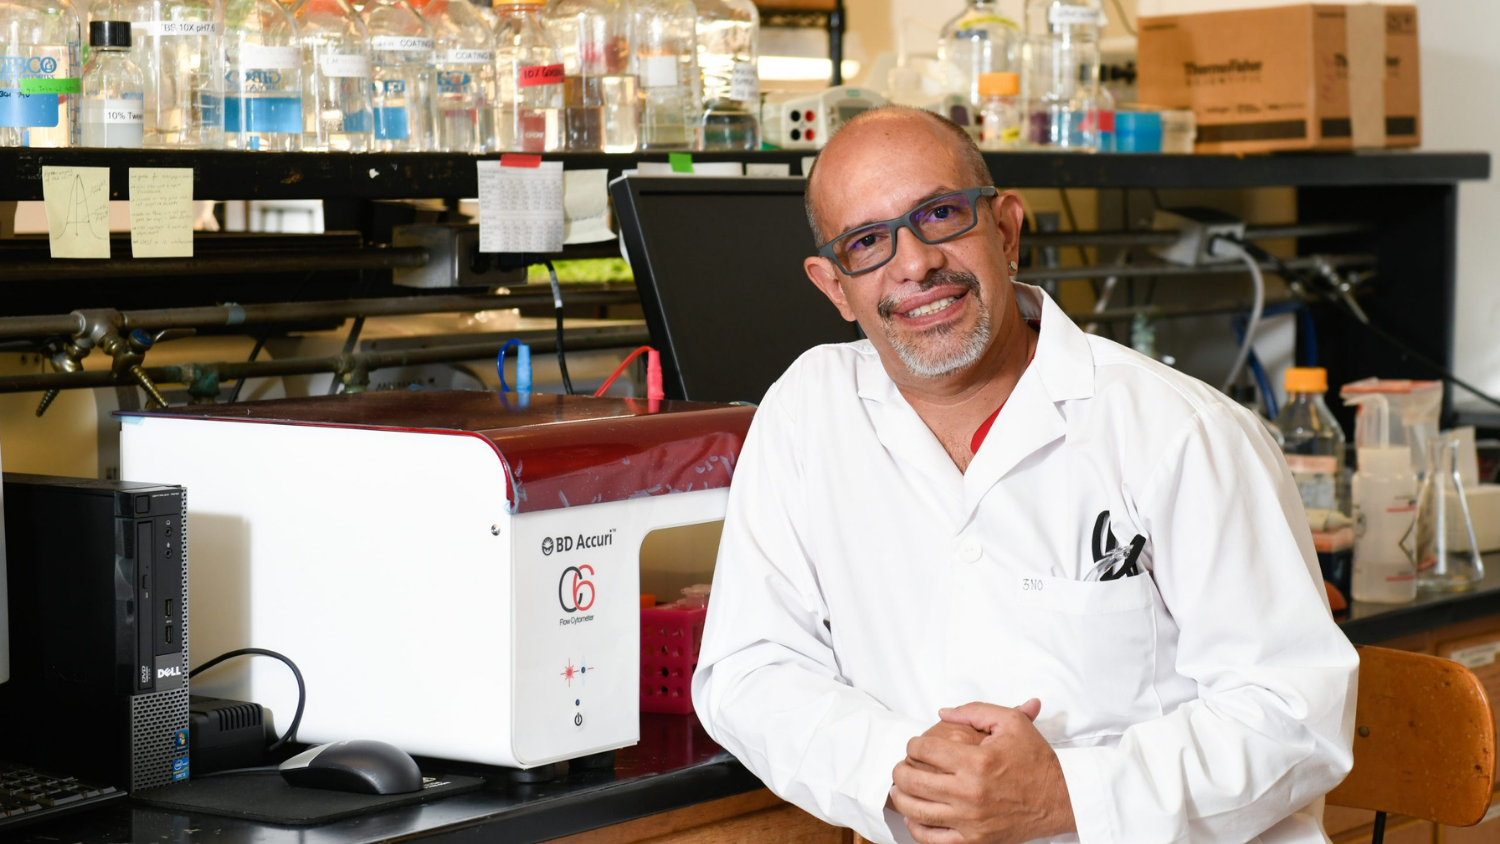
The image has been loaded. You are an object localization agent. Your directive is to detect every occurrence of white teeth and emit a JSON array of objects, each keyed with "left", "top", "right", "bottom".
[{"left": 904, "top": 296, "right": 957, "bottom": 318}]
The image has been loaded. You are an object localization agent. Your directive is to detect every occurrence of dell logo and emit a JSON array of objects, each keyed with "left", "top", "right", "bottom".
[{"left": 157, "top": 666, "right": 183, "bottom": 679}]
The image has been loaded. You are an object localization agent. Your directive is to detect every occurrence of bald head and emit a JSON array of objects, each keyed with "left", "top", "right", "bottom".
[{"left": 804, "top": 106, "right": 993, "bottom": 244}]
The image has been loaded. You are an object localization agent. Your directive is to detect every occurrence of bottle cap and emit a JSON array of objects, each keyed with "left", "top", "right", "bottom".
[
  {"left": 90, "top": 20, "right": 132, "bottom": 48},
  {"left": 496, "top": 0, "right": 545, "bottom": 7},
  {"left": 978, "top": 72, "right": 1019, "bottom": 97},
  {"left": 1284, "top": 366, "right": 1328, "bottom": 394}
]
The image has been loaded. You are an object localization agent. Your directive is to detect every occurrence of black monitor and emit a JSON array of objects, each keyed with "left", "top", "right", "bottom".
[{"left": 612, "top": 176, "right": 862, "bottom": 404}]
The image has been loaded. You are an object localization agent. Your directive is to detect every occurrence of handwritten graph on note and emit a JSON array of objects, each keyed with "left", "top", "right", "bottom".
[{"left": 42, "top": 165, "right": 111, "bottom": 259}]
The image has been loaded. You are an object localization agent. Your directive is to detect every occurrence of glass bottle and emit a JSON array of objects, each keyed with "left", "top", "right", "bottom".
[
  {"left": 292, "top": 0, "right": 372, "bottom": 151},
  {"left": 694, "top": 0, "right": 755, "bottom": 150},
  {"left": 547, "top": 0, "right": 636, "bottom": 152},
  {"left": 223, "top": 0, "right": 303, "bottom": 150},
  {"left": 1274, "top": 367, "right": 1348, "bottom": 514},
  {"left": 492, "top": 0, "right": 561, "bottom": 152},
  {"left": 1021, "top": 0, "right": 1101, "bottom": 150},
  {"left": 362, "top": 0, "right": 436, "bottom": 151},
  {"left": 0, "top": 0, "right": 83, "bottom": 148},
  {"left": 633, "top": 0, "right": 698, "bottom": 150},
  {"left": 100, "top": 0, "right": 223, "bottom": 148},
  {"left": 937, "top": 0, "right": 1018, "bottom": 113},
  {"left": 469, "top": 0, "right": 493, "bottom": 27},
  {"left": 976, "top": 71, "right": 1018, "bottom": 150},
  {"left": 81, "top": 20, "right": 144, "bottom": 146},
  {"left": 410, "top": 0, "right": 494, "bottom": 152}
]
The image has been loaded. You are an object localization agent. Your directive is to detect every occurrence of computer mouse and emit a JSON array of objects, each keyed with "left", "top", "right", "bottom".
[{"left": 278, "top": 739, "right": 424, "bottom": 795}]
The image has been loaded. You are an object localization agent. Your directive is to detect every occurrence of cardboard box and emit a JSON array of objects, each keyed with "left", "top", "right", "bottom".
[{"left": 1137, "top": 4, "right": 1420, "bottom": 153}]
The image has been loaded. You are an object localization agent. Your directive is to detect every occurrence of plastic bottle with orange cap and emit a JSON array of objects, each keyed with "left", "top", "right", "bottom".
[
  {"left": 977, "top": 71, "right": 1019, "bottom": 150},
  {"left": 1273, "top": 367, "right": 1349, "bottom": 514}
]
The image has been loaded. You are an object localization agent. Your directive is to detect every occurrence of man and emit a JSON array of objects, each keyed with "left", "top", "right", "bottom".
[{"left": 690, "top": 106, "right": 1358, "bottom": 844}]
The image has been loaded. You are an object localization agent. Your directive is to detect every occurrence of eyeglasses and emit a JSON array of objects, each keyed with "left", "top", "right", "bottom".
[{"left": 816, "top": 186, "right": 998, "bottom": 277}]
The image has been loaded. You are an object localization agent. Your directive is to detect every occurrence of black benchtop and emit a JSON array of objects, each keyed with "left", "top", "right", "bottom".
[
  {"left": 7, "top": 714, "right": 762, "bottom": 844},
  {"left": 16, "top": 558, "right": 1500, "bottom": 844}
]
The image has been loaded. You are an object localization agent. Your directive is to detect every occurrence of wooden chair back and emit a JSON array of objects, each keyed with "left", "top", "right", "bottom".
[{"left": 1326, "top": 645, "right": 1496, "bottom": 827}]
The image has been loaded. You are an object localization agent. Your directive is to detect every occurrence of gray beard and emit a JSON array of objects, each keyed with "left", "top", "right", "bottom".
[{"left": 878, "top": 271, "right": 992, "bottom": 379}]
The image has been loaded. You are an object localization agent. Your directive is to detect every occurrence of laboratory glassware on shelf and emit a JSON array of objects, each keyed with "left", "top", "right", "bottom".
[
  {"left": 547, "top": 0, "right": 636, "bottom": 152},
  {"left": 410, "top": 0, "right": 495, "bottom": 153},
  {"left": 102, "top": 0, "right": 224, "bottom": 147},
  {"left": 633, "top": 0, "right": 700, "bottom": 150},
  {"left": 223, "top": 0, "right": 303, "bottom": 150},
  {"left": 1413, "top": 435, "right": 1486, "bottom": 594},
  {"left": 362, "top": 0, "right": 437, "bottom": 151},
  {"left": 81, "top": 20, "right": 145, "bottom": 147},
  {"left": 1344, "top": 392, "right": 1418, "bottom": 604},
  {"left": 694, "top": 0, "right": 756, "bottom": 150},
  {"left": 493, "top": 0, "right": 562, "bottom": 152},
  {"left": 976, "top": 71, "right": 1018, "bottom": 150},
  {"left": 0, "top": 0, "right": 83, "bottom": 148},
  {"left": 1020, "top": 0, "right": 1101, "bottom": 150},
  {"left": 937, "top": 0, "right": 1018, "bottom": 113},
  {"left": 293, "top": 0, "right": 374, "bottom": 151},
  {"left": 1274, "top": 367, "right": 1347, "bottom": 514}
]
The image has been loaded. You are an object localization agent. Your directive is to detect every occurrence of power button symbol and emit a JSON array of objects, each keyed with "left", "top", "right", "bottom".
[{"left": 573, "top": 712, "right": 584, "bottom": 729}]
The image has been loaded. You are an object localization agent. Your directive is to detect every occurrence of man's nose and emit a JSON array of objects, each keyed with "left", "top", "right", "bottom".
[{"left": 885, "top": 225, "right": 946, "bottom": 283}]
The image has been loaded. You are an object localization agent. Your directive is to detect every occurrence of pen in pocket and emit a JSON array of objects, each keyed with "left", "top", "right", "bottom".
[{"left": 1085, "top": 535, "right": 1146, "bottom": 582}]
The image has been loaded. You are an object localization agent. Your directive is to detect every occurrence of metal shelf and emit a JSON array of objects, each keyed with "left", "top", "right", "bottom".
[{"left": 0, "top": 148, "right": 1487, "bottom": 201}]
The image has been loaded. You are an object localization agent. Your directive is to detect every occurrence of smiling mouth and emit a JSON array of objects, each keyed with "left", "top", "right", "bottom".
[{"left": 900, "top": 291, "right": 967, "bottom": 319}]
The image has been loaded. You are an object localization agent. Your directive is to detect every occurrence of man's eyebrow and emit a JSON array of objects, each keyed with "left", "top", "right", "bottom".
[{"left": 833, "top": 186, "right": 962, "bottom": 237}]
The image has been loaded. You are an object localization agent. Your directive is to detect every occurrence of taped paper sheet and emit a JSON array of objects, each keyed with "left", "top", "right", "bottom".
[
  {"left": 128, "top": 167, "right": 194, "bottom": 258},
  {"left": 42, "top": 165, "right": 111, "bottom": 259},
  {"left": 477, "top": 159, "right": 564, "bottom": 253}
]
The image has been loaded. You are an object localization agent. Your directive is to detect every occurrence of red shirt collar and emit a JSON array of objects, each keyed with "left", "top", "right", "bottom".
[{"left": 969, "top": 319, "right": 1040, "bottom": 455}]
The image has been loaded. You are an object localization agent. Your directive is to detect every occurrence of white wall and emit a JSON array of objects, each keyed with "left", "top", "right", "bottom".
[{"left": 1419, "top": 0, "right": 1500, "bottom": 414}]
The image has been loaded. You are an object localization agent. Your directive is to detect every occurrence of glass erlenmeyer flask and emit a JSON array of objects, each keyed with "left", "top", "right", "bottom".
[{"left": 1412, "top": 436, "right": 1485, "bottom": 592}]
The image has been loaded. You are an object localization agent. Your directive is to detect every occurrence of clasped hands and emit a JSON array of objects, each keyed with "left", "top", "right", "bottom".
[{"left": 888, "top": 699, "right": 1077, "bottom": 844}]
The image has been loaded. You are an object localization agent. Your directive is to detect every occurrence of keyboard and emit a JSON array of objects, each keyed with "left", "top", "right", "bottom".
[{"left": 0, "top": 762, "right": 126, "bottom": 830}]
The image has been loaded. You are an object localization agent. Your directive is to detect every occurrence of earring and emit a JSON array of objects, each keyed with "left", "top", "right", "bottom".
[{"left": 1008, "top": 261, "right": 1018, "bottom": 274}]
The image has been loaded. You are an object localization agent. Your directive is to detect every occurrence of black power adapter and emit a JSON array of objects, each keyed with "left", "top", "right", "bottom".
[{"left": 189, "top": 696, "right": 277, "bottom": 775}]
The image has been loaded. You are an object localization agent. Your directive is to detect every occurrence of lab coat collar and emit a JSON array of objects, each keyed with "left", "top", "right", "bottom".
[{"left": 853, "top": 284, "right": 1096, "bottom": 522}]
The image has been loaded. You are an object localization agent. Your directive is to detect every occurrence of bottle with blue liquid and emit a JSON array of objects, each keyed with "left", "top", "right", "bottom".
[
  {"left": 1021, "top": 0, "right": 1102, "bottom": 150},
  {"left": 0, "top": 0, "right": 83, "bottom": 148},
  {"left": 224, "top": 0, "right": 303, "bottom": 150},
  {"left": 362, "top": 0, "right": 435, "bottom": 151},
  {"left": 292, "top": 0, "right": 373, "bottom": 151}
]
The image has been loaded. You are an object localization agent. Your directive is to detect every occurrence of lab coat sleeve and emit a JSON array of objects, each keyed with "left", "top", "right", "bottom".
[
  {"left": 1053, "top": 402, "right": 1358, "bottom": 844},
  {"left": 691, "top": 394, "right": 930, "bottom": 844}
]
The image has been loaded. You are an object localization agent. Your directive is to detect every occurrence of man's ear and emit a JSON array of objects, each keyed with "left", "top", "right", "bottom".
[
  {"left": 805, "top": 256, "right": 858, "bottom": 322},
  {"left": 992, "top": 191, "right": 1026, "bottom": 270}
]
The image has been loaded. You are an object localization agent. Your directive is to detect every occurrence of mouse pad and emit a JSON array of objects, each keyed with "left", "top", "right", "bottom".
[{"left": 132, "top": 771, "right": 486, "bottom": 825}]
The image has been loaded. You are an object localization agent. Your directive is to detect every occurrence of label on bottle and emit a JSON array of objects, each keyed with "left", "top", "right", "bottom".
[
  {"left": 1047, "top": 5, "right": 1104, "bottom": 26},
  {"left": 371, "top": 36, "right": 434, "bottom": 52},
  {"left": 1285, "top": 454, "right": 1338, "bottom": 511},
  {"left": 518, "top": 63, "right": 564, "bottom": 87},
  {"left": 90, "top": 97, "right": 144, "bottom": 123},
  {"left": 441, "top": 49, "right": 493, "bottom": 64},
  {"left": 728, "top": 60, "right": 757, "bottom": 102},
  {"left": 135, "top": 20, "right": 221, "bottom": 36},
  {"left": 374, "top": 106, "right": 410, "bottom": 140},
  {"left": 224, "top": 95, "right": 302, "bottom": 134},
  {"left": 320, "top": 53, "right": 371, "bottom": 79},
  {"left": 437, "top": 69, "right": 471, "bottom": 94},
  {"left": 639, "top": 55, "right": 677, "bottom": 89},
  {"left": 242, "top": 45, "right": 301, "bottom": 70},
  {"left": 19, "top": 77, "right": 80, "bottom": 94}
]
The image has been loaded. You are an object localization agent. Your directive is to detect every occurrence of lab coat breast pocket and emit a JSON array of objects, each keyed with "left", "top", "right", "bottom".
[{"left": 948, "top": 571, "right": 1162, "bottom": 745}]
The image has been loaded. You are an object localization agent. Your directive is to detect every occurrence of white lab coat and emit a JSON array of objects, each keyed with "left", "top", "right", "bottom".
[{"left": 692, "top": 284, "right": 1358, "bottom": 844}]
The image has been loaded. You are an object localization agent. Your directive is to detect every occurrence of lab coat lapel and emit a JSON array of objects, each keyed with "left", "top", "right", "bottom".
[
  {"left": 961, "top": 285, "right": 1096, "bottom": 520},
  {"left": 854, "top": 348, "right": 966, "bottom": 499}
]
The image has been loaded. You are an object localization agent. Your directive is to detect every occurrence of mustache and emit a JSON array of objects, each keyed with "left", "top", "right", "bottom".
[{"left": 877, "top": 270, "right": 982, "bottom": 320}]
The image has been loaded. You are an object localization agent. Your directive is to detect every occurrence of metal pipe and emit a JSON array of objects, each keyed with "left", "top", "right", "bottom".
[
  {"left": 1070, "top": 296, "right": 1298, "bottom": 325},
  {"left": 0, "top": 327, "right": 652, "bottom": 394},
  {"left": 1014, "top": 253, "right": 1373, "bottom": 283},
  {"left": 0, "top": 287, "right": 640, "bottom": 340},
  {"left": 0, "top": 247, "right": 430, "bottom": 282}
]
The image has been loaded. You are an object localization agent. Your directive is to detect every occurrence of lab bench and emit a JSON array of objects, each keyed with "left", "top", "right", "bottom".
[{"left": 9, "top": 561, "right": 1500, "bottom": 844}]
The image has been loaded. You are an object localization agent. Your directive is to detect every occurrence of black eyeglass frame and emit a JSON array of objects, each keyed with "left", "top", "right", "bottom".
[{"left": 815, "top": 186, "right": 999, "bottom": 277}]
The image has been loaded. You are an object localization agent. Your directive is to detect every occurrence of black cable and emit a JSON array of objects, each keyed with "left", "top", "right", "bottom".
[
  {"left": 544, "top": 260, "right": 574, "bottom": 395},
  {"left": 226, "top": 334, "right": 268, "bottom": 404},
  {"left": 190, "top": 648, "right": 306, "bottom": 752},
  {"left": 1228, "top": 236, "right": 1500, "bottom": 414}
]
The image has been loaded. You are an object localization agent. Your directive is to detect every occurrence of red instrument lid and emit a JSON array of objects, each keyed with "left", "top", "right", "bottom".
[{"left": 118, "top": 392, "right": 755, "bottom": 514}]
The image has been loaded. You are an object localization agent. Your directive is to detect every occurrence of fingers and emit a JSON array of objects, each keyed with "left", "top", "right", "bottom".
[
  {"left": 905, "top": 818, "right": 965, "bottom": 844},
  {"left": 892, "top": 758, "right": 958, "bottom": 803},
  {"left": 889, "top": 783, "right": 956, "bottom": 830},
  {"left": 905, "top": 735, "right": 977, "bottom": 775},
  {"left": 938, "top": 699, "right": 1043, "bottom": 732}
]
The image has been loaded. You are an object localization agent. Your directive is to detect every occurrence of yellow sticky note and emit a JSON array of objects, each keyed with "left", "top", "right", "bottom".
[
  {"left": 42, "top": 165, "right": 111, "bottom": 259},
  {"left": 128, "top": 168, "right": 194, "bottom": 258}
]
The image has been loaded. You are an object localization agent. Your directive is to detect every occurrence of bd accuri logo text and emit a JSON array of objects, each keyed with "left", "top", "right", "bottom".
[
  {"left": 541, "top": 528, "right": 615, "bottom": 556},
  {"left": 1184, "top": 58, "right": 1263, "bottom": 85}
]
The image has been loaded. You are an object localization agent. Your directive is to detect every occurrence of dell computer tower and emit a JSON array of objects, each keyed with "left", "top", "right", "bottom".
[{"left": 0, "top": 474, "right": 190, "bottom": 790}]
